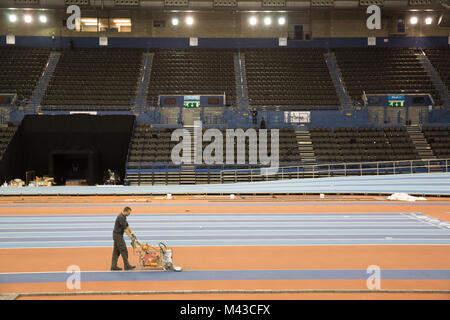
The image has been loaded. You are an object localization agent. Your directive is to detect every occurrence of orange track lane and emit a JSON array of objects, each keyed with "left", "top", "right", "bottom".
[
  {"left": 0, "top": 204, "right": 449, "bottom": 222},
  {"left": 0, "top": 246, "right": 449, "bottom": 274}
]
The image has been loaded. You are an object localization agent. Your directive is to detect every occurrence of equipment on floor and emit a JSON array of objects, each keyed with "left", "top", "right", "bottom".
[{"left": 131, "top": 236, "right": 182, "bottom": 272}]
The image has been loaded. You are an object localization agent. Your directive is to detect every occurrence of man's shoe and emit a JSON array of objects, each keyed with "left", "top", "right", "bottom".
[
  {"left": 125, "top": 265, "right": 136, "bottom": 271},
  {"left": 111, "top": 266, "right": 122, "bottom": 271}
]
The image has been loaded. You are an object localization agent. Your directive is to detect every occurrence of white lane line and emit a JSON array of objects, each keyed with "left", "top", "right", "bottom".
[
  {"left": 0, "top": 219, "right": 432, "bottom": 231},
  {"left": 404, "top": 212, "right": 448, "bottom": 230},
  {"left": 1, "top": 229, "right": 447, "bottom": 236},
  {"left": 0, "top": 213, "right": 416, "bottom": 219},
  {"left": 1, "top": 238, "right": 450, "bottom": 244},
  {"left": 1, "top": 231, "right": 449, "bottom": 239}
]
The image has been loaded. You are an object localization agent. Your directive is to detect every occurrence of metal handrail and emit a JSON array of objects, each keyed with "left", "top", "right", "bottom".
[
  {"left": 219, "top": 158, "right": 450, "bottom": 183},
  {"left": 128, "top": 158, "right": 449, "bottom": 186}
]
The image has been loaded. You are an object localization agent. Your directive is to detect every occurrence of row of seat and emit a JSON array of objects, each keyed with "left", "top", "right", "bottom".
[
  {"left": 423, "top": 47, "right": 450, "bottom": 92},
  {"left": 0, "top": 47, "right": 50, "bottom": 101},
  {"left": 334, "top": 48, "right": 441, "bottom": 105},
  {"left": 244, "top": 49, "right": 339, "bottom": 108},
  {"left": 42, "top": 48, "right": 142, "bottom": 108}
]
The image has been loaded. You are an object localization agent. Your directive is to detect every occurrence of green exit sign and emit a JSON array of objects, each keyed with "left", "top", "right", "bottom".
[
  {"left": 388, "top": 100, "right": 405, "bottom": 107},
  {"left": 184, "top": 101, "right": 200, "bottom": 108}
]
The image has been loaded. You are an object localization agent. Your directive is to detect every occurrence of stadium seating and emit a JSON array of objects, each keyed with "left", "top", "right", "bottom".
[
  {"left": 126, "top": 124, "right": 300, "bottom": 184},
  {"left": 243, "top": 48, "right": 340, "bottom": 109},
  {"left": 0, "top": 47, "right": 50, "bottom": 102},
  {"left": 422, "top": 126, "right": 450, "bottom": 159},
  {"left": 310, "top": 126, "right": 419, "bottom": 163},
  {"left": 128, "top": 124, "right": 299, "bottom": 166},
  {"left": 423, "top": 47, "right": 450, "bottom": 93},
  {"left": 147, "top": 49, "right": 237, "bottom": 107},
  {"left": 128, "top": 124, "right": 175, "bottom": 165},
  {"left": 42, "top": 48, "right": 143, "bottom": 110},
  {"left": 334, "top": 48, "right": 440, "bottom": 104},
  {"left": 0, "top": 123, "right": 19, "bottom": 160}
]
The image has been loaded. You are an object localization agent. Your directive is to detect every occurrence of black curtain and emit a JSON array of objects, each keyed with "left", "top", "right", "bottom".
[{"left": 1, "top": 114, "right": 135, "bottom": 185}]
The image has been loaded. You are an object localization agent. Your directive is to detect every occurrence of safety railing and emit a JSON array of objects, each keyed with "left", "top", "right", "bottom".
[{"left": 219, "top": 158, "right": 450, "bottom": 184}]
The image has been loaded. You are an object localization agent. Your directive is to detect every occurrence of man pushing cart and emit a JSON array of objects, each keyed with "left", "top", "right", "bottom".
[{"left": 111, "top": 207, "right": 182, "bottom": 272}]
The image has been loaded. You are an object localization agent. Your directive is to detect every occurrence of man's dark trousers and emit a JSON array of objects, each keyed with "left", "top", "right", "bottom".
[{"left": 111, "top": 232, "right": 132, "bottom": 268}]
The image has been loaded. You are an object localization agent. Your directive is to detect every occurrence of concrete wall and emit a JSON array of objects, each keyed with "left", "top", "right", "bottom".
[{"left": 1, "top": 8, "right": 448, "bottom": 39}]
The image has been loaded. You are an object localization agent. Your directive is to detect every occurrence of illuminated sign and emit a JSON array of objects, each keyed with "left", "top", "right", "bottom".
[
  {"left": 184, "top": 96, "right": 200, "bottom": 108},
  {"left": 388, "top": 95, "right": 405, "bottom": 107}
]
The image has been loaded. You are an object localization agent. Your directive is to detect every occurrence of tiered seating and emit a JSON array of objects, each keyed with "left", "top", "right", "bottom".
[
  {"left": 243, "top": 48, "right": 340, "bottom": 109},
  {"left": 311, "top": 126, "right": 419, "bottom": 163},
  {"left": 334, "top": 48, "right": 440, "bottom": 104},
  {"left": 42, "top": 48, "right": 143, "bottom": 110},
  {"left": 383, "top": 127, "right": 419, "bottom": 160},
  {"left": 422, "top": 126, "right": 450, "bottom": 159},
  {"left": 423, "top": 47, "right": 450, "bottom": 94},
  {"left": 201, "top": 127, "right": 300, "bottom": 166},
  {"left": 127, "top": 124, "right": 174, "bottom": 165},
  {"left": 0, "top": 47, "right": 50, "bottom": 101},
  {"left": 129, "top": 125, "right": 300, "bottom": 167},
  {"left": 0, "top": 123, "right": 19, "bottom": 160},
  {"left": 147, "top": 49, "right": 237, "bottom": 106},
  {"left": 126, "top": 124, "right": 300, "bottom": 185}
]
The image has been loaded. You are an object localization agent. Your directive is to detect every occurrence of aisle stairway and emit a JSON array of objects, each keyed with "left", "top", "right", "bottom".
[
  {"left": 180, "top": 126, "right": 196, "bottom": 184},
  {"left": 406, "top": 125, "right": 436, "bottom": 160},
  {"left": 295, "top": 128, "right": 317, "bottom": 178}
]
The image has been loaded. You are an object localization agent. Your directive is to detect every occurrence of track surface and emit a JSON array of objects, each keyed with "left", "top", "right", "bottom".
[{"left": 0, "top": 195, "right": 449, "bottom": 300}]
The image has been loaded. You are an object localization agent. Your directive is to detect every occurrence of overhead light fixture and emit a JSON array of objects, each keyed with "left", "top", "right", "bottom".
[
  {"left": 172, "top": 18, "right": 179, "bottom": 26},
  {"left": 81, "top": 18, "right": 98, "bottom": 23},
  {"left": 278, "top": 17, "right": 286, "bottom": 25},
  {"left": 9, "top": 14, "right": 17, "bottom": 23},
  {"left": 410, "top": 16, "right": 418, "bottom": 25},
  {"left": 186, "top": 16, "right": 194, "bottom": 25},
  {"left": 264, "top": 17, "right": 272, "bottom": 26},
  {"left": 83, "top": 22, "right": 98, "bottom": 26},
  {"left": 249, "top": 16, "right": 257, "bottom": 26},
  {"left": 425, "top": 17, "right": 432, "bottom": 25},
  {"left": 39, "top": 15, "right": 47, "bottom": 23},
  {"left": 24, "top": 15, "right": 32, "bottom": 24}
]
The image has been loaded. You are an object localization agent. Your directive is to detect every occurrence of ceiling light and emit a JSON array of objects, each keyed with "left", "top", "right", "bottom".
[
  {"left": 39, "top": 15, "right": 47, "bottom": 23},
  {"left": 172, "top": 18, "right": 179, "bottom": 26},
  {"left": 186, "top": 16, "right": 194, "bottom": 25},
  {"left": 425, "top": 17, "right": 432, "bottom": 25},
  {"left": 24, "top": 15, "right": 32, "bottom": 24},
  {"left": 264, "top": 17, "right": 272, "bottom": 26},
  {"left": 249, "top": 16, "right": 257, "bottom": 26},
  {"left": 410, "top": 16, "right": 418, "bottom": 25},
  {"left": 81, "top": 18, "right": 98, "bottom": 23},
  {"left": 278, "top": 17, "right": 286, "bottom": 25},
  {"left": 9, "top": 14, "right": 17, "bottom": 23}
]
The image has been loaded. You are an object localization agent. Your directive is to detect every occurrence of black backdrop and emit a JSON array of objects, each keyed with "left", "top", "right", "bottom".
[{"left": 2, "top": 114, "right": 135, "bottom": 185}]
